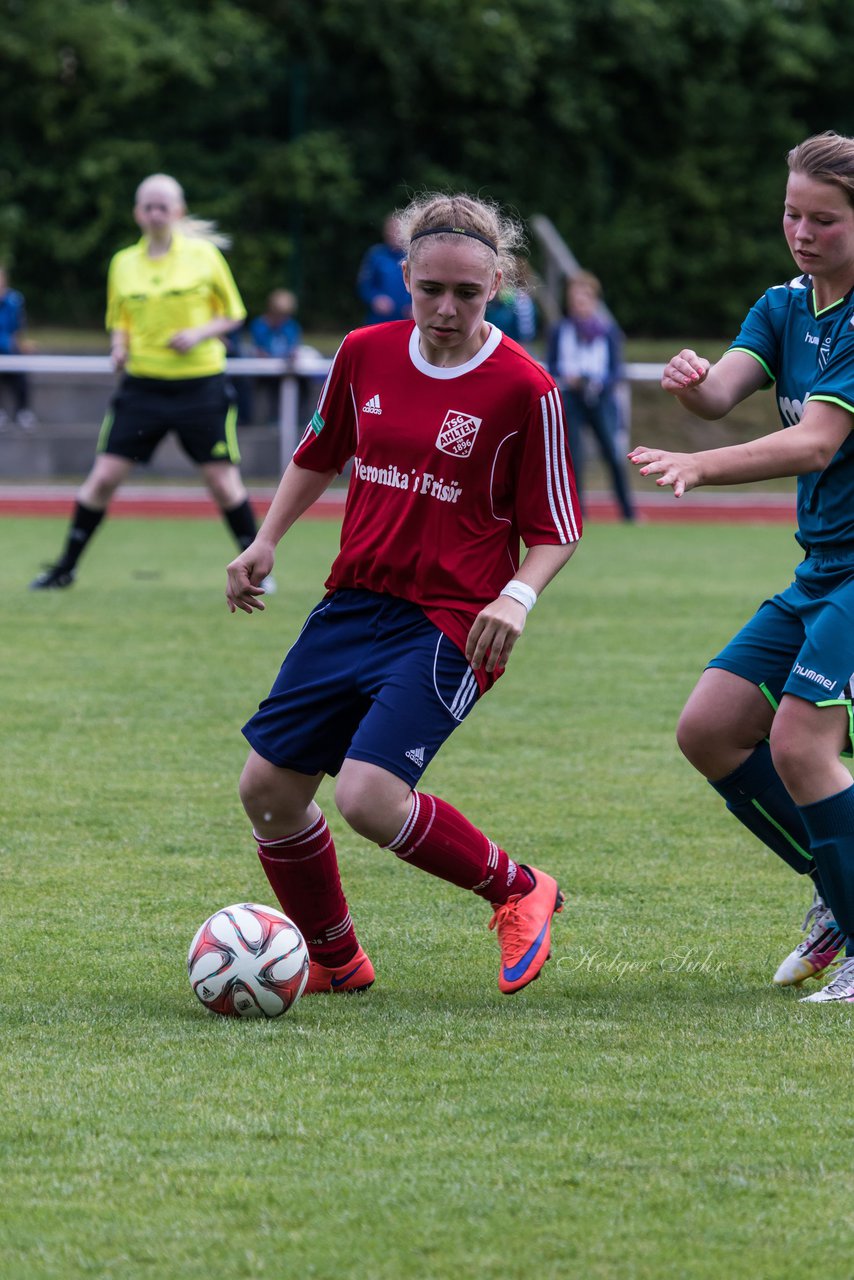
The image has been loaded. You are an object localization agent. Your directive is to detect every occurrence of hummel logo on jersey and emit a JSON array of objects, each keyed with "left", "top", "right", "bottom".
[
  {"left": 405, "top": 746, "right": 426, "bottom": 767},
  {"left": 436, "top": 409, "right": 482, "bottom": 458},
  {"left": 362, "top": 394, "right": 382, "bottom": 414}
]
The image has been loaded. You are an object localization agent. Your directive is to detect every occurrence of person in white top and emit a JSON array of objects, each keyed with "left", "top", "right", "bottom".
[{"left": 548, "top": 272, "right": 636, "bottom": 522}]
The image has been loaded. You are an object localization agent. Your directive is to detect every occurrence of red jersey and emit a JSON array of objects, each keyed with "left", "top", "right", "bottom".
[{"left": 294, "top": 321, "right": 582, "bottom": 689}]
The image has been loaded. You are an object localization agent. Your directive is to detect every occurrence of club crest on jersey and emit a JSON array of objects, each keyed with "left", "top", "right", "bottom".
[{"left": 436, "top": 410, "right": 482, "bottom": 458}]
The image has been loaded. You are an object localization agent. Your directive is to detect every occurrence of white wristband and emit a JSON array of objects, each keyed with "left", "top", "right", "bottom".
[{"left": 500, "top": 579, "right": 538, "bottom": 612}]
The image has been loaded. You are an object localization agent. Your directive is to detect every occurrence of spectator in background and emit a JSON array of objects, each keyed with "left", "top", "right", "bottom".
[
  {"left": 0, "top": 265, "right": 36, "bottom": 430},
  {"left": 29, "top": 172, "right": 270, "bottom": 591},
  {"left": 356, "top": 215, "right": 412, "bottom": 324},
  {"left": 249, "top": 289, "right": 302, "bottom": 359},
  {"left": 486, "top": 263, "right": 538, "bottom": 348},
  {"left": 246, "top": 288, "right": 303, "bottom": 425},
  {"left": 548, "top": 271, "right": 636, "bottom": 522}
]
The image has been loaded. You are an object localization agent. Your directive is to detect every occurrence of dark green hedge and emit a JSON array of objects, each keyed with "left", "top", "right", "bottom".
[{"left": 3, "top": 0, "right": 854, "bottom": 335}]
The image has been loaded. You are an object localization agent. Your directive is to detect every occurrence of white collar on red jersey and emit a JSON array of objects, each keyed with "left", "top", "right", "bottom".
[{"left": 408, "top": 323, "right": 503, "bottom": 379}]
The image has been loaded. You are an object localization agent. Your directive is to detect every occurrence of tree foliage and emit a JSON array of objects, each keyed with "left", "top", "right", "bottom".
[{"left": 2, "top": 0, "right": 854, "bottom": 334}]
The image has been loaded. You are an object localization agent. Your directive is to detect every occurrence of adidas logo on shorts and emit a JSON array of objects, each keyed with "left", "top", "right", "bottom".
[
  {"left": 362, "top": 394, "right": 382, "bottom": 415},
  {"left": 405, "top": 746, "right": 425, "bottom": 767}
]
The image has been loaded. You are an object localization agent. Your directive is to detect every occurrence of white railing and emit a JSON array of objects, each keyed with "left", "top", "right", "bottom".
[
  {"left": 0, "top": 349, "right": 333, "bottom": 472},
  {"left": 0, "top": 352, "right": 665, "bottom": 472}
]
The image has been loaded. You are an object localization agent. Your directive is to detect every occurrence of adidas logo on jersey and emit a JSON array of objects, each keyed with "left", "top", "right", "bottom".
[
  {"left": 405, "top": 746, "right": 426, "bottom": 767},
  {"left": 362, "top": 394, "right": 382, "bottom": 415}
]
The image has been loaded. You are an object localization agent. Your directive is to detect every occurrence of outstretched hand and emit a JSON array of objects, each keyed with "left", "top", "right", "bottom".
[
  {"left": 628, "top": 445, "right": 701, "bottom": 499},
  {"left": 465, "top": 596, "right": 528, "bottom": 674},
  {"left": 226, "top": 542, "right": 274, "bottom": 614}
]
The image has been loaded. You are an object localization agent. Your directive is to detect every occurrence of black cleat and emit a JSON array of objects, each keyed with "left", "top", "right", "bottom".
[{"left": 29, "top": 564, "right": 76, "bottom": 590}]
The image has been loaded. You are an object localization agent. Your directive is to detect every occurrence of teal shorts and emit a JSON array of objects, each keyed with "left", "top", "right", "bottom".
[{"left": 709, "top": 547, "right": 854, "bottom": 736}]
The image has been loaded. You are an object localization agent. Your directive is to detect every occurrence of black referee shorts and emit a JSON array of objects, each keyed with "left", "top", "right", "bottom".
[{"left": 97, "top": 373, "right": 240, "bottom": 465}]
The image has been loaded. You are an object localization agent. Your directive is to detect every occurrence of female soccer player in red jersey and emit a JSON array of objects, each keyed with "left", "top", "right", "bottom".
[{"left": 226, "top": 193, "right": 582, "bottom": 996}]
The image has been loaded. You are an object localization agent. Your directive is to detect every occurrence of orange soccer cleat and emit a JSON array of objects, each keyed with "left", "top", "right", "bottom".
[
  {"left": 489, "top": 865, "right": 564, "bottom": 994},
  {"left": 305, "top": 943, "right": 375, "bottom": 994}
]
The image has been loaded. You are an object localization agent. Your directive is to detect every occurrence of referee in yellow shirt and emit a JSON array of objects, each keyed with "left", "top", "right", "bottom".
[{"left": 31, "top": 173, "right": 270, "bottom": 591}]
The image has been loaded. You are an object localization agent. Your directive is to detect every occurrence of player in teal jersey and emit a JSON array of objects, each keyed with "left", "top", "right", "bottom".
[{"left": 630, "top": 131, "right": 854, "bottom": 1003}]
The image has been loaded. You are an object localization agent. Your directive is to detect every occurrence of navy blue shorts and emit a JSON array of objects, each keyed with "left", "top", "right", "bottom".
[
  {"left": 709, "top": 549, "right": 854, "bottom": 730},
  {"left": 98, "top": 373, "right": 240, "bottom": 465},
  {"left": 242, "top": 590, "right": 480, "bottom": 786}
]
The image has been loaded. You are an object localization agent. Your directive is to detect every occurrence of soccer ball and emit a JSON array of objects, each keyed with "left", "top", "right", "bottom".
[{"left": 188, "top": 902, "right": 310, "bottom": 1018}]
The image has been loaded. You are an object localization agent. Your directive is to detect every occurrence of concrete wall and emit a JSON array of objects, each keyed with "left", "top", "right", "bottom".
[{"left": 0, "top": 372, "right": 309, "bottom": 479}]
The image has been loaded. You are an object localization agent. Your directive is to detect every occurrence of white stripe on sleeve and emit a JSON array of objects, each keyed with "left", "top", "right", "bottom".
[{"left": 541, "top": 388, "right": 580, "bottom": 542}]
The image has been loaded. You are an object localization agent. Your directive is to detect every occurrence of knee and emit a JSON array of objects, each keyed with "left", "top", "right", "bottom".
[
  {"left": 206, "top": 467, "right": 245, "bottom": 509},
  {"left": 675, "top": 703, "right": 714, "bottom": 772},
  {"left": 82, "top": 470, "right": 120, "bottom": 507},
  {"left": 334, "top": 776, "right": 381, "bottom": 841},
  {"left": 238, "top": 759, "right": 270, "bottom": 820},
  {"left": 238, "top": 756, "right": 292, "bottom": 831},
  {"left": 332, "top": 762, "right": 407, "bottom": 844},
  {"left": 768, "top": 723, "right": 805, "bottom": 794}
]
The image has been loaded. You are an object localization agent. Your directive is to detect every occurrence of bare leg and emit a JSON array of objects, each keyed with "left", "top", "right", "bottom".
[
  {"left": 334, "top": 759, "right": 413, "bottom": 845},
  {"left": 677, "top": 667, "right": 774, "bottom": 780},
  {"left": 200, "top": 461, "right": 248, "bottom": 512},
  {"left": 78, "top": 453, "right": 134, "bottom": 509},
  {"left": 678, "top": 667, "right": 818, "bottom": 879},
  {"left": 239, "top": 750, "right": 323, "bottom": 836},
  {"left": 770, "top": 696, "right": 851, "bottom": 806}
]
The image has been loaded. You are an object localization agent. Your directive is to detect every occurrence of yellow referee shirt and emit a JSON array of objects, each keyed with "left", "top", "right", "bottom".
[{"left": 106, "top": 233, "right": 246, "bottom": 379}]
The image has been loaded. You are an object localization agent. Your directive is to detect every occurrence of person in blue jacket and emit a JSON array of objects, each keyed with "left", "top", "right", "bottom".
[
  {"left": 0, "top": 265, "right": 36, "bottom": 429},
  {"left": 249, "top": 289, "right": 303, "bottom": 359},
  {"left": 356, "top": 215, "right": 412, "bottom": 324}
]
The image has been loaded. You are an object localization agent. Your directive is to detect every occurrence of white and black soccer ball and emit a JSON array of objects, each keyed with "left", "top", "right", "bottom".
[{"left": 188, "top": 902, "right": 310, "bottom": 1018}]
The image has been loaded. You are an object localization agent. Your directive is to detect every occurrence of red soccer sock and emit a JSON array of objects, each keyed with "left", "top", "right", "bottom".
[
  {"left": 255, "top": 812, "right": 358, "bottom": 966},
  {"left": 384, "top": 792, "right": 533, "bottom": 904}
]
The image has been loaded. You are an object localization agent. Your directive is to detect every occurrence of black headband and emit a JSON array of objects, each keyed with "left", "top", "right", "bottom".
[{"left": 409, "top": 225, "right": 498, "bottom": 254}]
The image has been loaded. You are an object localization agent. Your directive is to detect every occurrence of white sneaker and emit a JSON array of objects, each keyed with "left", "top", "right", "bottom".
[
  {"left": 799, "top": 954, "right": 854, "bottom": 1003},
  {"left": 259, "top": 574, "right": 276, "bottom": 595},
  {"left": 773, "top": 890, "right": 846, "bottom": 986}
]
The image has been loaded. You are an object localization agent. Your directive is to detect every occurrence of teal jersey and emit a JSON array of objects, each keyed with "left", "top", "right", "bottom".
[{"left": 730, "top": 273, "right": 854, "bottom": 549}]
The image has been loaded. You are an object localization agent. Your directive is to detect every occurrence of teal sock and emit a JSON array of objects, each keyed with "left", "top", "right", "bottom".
[{"left": 798, "top": 785, "right": 854, "bottom": 939}]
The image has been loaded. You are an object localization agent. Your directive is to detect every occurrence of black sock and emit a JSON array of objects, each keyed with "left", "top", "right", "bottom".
[
  {"left": 223, "top": 498, "right": 258, "bottom": 552},
  {"left": 709, "top": 740, "right": 815, "bottom": 877},
  {"left": 57, "top": 502, "right": 106, "bottom": 571}
]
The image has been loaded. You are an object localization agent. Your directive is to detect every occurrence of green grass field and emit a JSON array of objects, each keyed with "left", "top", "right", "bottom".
[{"left": 2, "top": 515, "right": 852, "bottom": 1280}]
